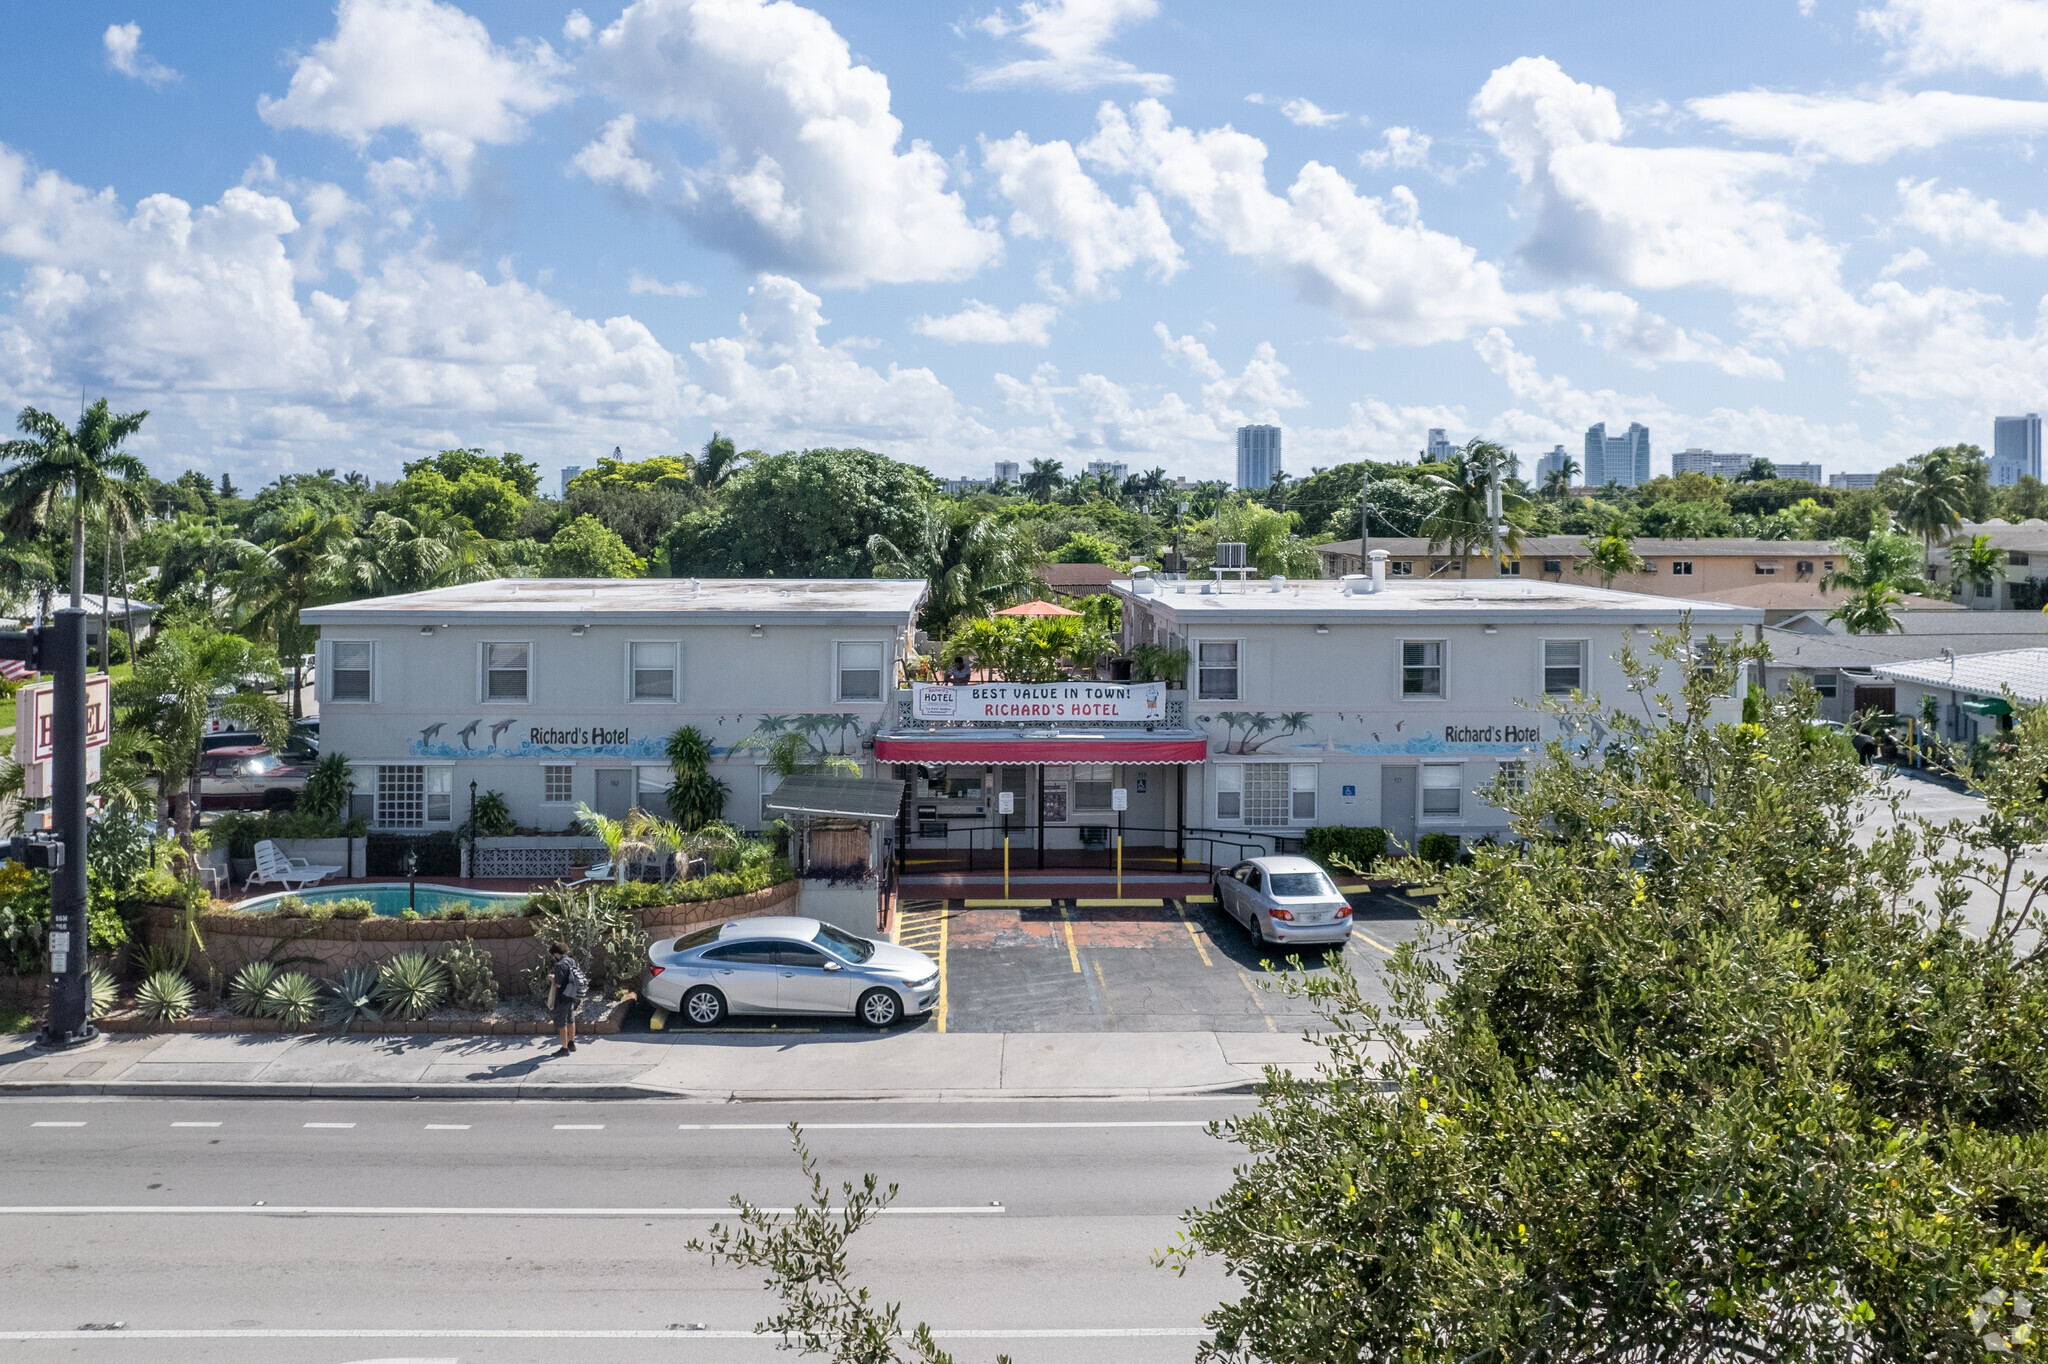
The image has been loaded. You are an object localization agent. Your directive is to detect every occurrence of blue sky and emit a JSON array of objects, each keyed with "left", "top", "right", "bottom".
[{"left": 0, "top": 0, "right": 2044, "bottom": 490}]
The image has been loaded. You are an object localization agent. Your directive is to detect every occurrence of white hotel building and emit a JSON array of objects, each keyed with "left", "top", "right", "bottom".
[{"left": 303, "top": 570, "right": 1760, "bottom": 865}]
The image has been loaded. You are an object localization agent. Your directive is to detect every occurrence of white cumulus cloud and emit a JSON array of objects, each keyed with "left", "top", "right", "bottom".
[
  {"left": 1898, "top": 178, "right": 2048, "bottom": 254},
  {"left": 627, "top": 272, "right": 703, "bottom": 296},
  {"left": 1860, "top": 0, "right": 2048, "bottom": 83},
  {"left": 1080, "top": 99, "right": 1539, "bottom": 347},
  {"left": 1690, "top": 87, "right": 2048, "bottom": 162},
  {"left": 1358, "top": 127, "right": 1433, "bottom": 170},
  {"left": 258, "top": 0, "right": 568, "bottom": 191},
  {"left": 1247, "top": 94, "right": 1348, "bottom": 128},
  {"left": 980, "top": 131, "right": 1182, "bottom": 299},
  {"left": 573, "top": 115, "right": 661, "bottom": 195},
  {"left": 1563, "top": 287, "right": 1785, "bottom": 379},
  {"left": 103, "top": 23, "right": 179, "bottom": 88},
  {"left": 581, "top": 0, "right": 1002, "bottom": 287},
  {"left": 913, "top": 300, "right": 1059, "bottom": 345},
  {"left": 967, "top": 0, "right": 1171, "bottom": 94}
]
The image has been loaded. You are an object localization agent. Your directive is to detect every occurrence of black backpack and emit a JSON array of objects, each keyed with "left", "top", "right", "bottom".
[{"left": 561, "top": 957, "right": 589, "bottom": 999}]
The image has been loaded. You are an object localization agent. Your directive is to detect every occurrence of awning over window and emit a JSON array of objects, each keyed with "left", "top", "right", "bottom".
[
  {"left": 1962, "top": 696, "right": 2014, "bottom": 717},
  {"left": 764, "top": 774, "right": 906, "bottom": 821},
  {"left": 874, "top": 732, "right": 1208, "bottom": 765}
]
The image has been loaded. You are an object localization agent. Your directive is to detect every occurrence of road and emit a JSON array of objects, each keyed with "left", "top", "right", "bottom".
[{"left": 0, "top": 1095, "right": 1255, "bottom": 1363}]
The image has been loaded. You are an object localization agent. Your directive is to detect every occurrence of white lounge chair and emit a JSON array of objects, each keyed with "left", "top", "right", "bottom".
[
  {"left": 249, "top": 839, "right": 342, "bottom": 891},
  {"left": 563, "top": 860, "right": 615, "bottom": 888}
]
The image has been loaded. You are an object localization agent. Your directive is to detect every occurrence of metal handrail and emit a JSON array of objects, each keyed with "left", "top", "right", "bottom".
[{"left": 897, "top": 820, "right": 1302, "bottom": 874}]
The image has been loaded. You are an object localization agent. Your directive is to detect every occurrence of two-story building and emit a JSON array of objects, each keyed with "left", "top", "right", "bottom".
[{"left": 300, "top": 578, "right": 928, "bottom": 835}]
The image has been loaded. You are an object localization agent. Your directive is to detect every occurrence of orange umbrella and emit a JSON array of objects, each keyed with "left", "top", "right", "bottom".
[{"left": 995, "top": 600, "right": 1082, "bottom": 617}]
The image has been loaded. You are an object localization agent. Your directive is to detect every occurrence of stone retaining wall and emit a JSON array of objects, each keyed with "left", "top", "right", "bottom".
[
  {"left": 94, "top": 997, "right": 633, "bottom": 1037},
  {"left": 138, "top": 879, "right": 799, "bottom": 992}
]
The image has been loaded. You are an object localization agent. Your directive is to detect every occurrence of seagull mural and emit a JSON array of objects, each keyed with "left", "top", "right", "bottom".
[{"left": 456, "top": 720, "right": 482, "bottom": 749}]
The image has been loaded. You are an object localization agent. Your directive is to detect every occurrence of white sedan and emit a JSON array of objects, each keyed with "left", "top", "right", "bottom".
[
  {"left": 643, "top": 916, "right": 941, "bottom": 1028},
  {"left": 1211, "top": 855, "right": 1355, "bottom": 946}
]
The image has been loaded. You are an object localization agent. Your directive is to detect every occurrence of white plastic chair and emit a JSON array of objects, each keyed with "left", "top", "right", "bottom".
[{"left": 249, "top": 839, "right": 342, "bottom": 891}]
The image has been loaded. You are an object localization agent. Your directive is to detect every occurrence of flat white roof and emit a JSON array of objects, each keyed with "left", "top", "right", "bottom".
[
  {"left": 1874, "top": 647, "right": 2048, "bottom": 703},
  {"left": 1112, "top": 577, "right": 1764, "bottom": 626},
  {"left": 302, "top": 577, "right": 928, "bottom": 626}
]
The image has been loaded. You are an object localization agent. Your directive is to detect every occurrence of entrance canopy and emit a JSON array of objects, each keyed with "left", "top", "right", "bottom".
[
  {"left": 875, "top": 729, "right": 1206, "bottom": 766},
  {"left": 764, "top": 774, "right": 906, "bottom": 821},
  {"left": 994, "top": 600, "right": 1081, "bottom": 617}
]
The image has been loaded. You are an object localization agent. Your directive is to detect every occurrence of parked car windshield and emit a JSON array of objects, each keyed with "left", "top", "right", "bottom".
[
  {"left": 243, "top": 754, "right": 287, "bottom": 775},
  {"left": 812, "top": 922, "right": 877, "bottom": 963},
  {"left": 1267, "top": 871, "right": 1339, "bottom": 899}
]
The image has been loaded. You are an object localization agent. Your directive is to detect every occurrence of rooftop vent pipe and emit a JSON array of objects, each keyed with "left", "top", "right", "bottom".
[{"left": 1369, "top": 549, "right": 1389, "bottom": 594}]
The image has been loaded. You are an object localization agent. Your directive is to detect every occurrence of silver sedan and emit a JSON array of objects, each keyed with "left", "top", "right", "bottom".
[
  {"left": 1211, "top": 855, "right": 1355, "bottom": 946},
  {"left": 642, "top": 915, "right": 940, "bottom": 1028}
]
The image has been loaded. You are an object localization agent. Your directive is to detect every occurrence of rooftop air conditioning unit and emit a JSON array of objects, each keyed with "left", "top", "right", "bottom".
[{"left": 1215, "top": 541, "right": 1248, "bottom": 569}]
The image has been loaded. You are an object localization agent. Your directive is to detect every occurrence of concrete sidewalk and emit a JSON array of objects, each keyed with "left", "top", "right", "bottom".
[{"left": 0, "top": 1026, "right": 1341, "bottom": 1100}]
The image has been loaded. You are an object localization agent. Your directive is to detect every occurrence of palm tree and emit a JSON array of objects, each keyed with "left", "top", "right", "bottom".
[
  {"left": 156, "top": 515, "right": 252, "bottom": 614},
  {"left": 574, "top": 803, "right": 644, "bottom": 884},
  {"left": 1892, "top": 449, "right": 1973, "bottom": 551},
  {"left": 229, "top": 503, "right": 354, "bottom": 716},
  {"left": 339, "top": 508, "right": 500, "bottom": 598},
  {"left": 1021, "top": 458, "right": 1065, "bottom": 504},
  {"left": 1580, "top": 521, "right": 1645, "bottom": 588},
  {"left": 0, "top": 399, "right": 149, "bottom": 607},
  {"left": 117, "top": 624, "right": 287, "bottom": 850},
  {"left": 662, "top": 725, "right": 730, "bottom": 831},
  {"left": 1420, "top": 441, "right": 1531, "bottom": 561},
  {"left": 1828, "top": 583, "right": 1906, "bottom": 635},
  {"left": 1541, "top": 460, "right": 1579, "bottom": 499},
  {"left": 1946, "top": 533, "right": 2007, "bottom": 606},
  {"left": 868, "top": 503, "right": 1044, "bottom": 635},
  {"left": 1823, "top": 522, "right": 1928, "bottom": 598},
  {"left": 1737, "top": 456, "right": 1777, "bottom": 484},
  {"left": 0, "top": 535, "right": 57, "bottom": 624},
  {"left": 696, "top": 431, "right": 744, "bottom": 490}
]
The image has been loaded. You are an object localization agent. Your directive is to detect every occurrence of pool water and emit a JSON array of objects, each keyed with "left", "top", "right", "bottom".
[{"left": 234, "top": 883, "right": 531, "bottom": 916}]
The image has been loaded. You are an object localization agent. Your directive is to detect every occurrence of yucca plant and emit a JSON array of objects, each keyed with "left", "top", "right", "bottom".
[
  {"left": 134, "top": 968, "right": 197, "bottom": 1023},
  {"left": 87, "top": 965, "right": 118, "bottom": 1019},
  {"left": 226, "top": 961, "right": 279, "bottom": 1017},
  {"left": 373, "top": 951, "right": 448, "bottom": 1021},
  {"left": 264, "top": 971, "right": 320, "bottom": 1026},
  {"left": 133, "top": 942, "right": 188, "bottom": 977},
  {"left": 321, "top": 965, "right": 382, "bottom": 1032}
]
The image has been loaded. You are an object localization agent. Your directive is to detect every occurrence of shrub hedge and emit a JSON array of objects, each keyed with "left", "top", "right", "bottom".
[
  {"left": 1417, "top": 832, "right": 1462, "bottom": 867},
  {"left": 1302, "top": 826, "right": 1389, "bottom": 873}
]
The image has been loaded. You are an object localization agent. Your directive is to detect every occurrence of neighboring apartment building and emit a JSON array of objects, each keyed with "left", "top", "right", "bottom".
[
  {"left": 1927, "top": 519, "right": 2048, "bottom": 609},
  {"left": 1774, "top": 462, "right": 1823, "bottom": 482},
  {"left": 1993, "top": 414, "right": 2043, "bottom": 487},
  {"left": 993, "top": 460, "right": 1020, "bottom": 482},
  {"left": 302, "top": 578, "right": 927, "bottom": 834},
  {"left": 1874, "top": 648, "right": 2048, "bottom": 745},
  {"left": 1671, "top": 448, "right": 1754, "bottom": 478},
  {"left": 1584, "top": 422, "right": 1651, "bottom": 487},
  {"left": 1084, "top": 460, "right": 1129, "bottom": 482},
  {"left": 1829, "top": 472, "right": 1879, "bottom": 490},
  {"left": 1236, "top": 425, "right": 1282, "bottom": 490},
  {"left": 1761, "top": 611, "right": 2048, "bottom": 725}
]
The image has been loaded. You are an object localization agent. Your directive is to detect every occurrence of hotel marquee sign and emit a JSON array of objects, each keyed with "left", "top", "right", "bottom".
[{"left": 913, "top": 681, "right": 1165, "bottom": 723}]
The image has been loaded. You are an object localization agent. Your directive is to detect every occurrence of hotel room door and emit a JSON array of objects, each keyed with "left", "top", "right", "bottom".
[{"left": 595, "top": 768, "right": 634, "bottom": 821}]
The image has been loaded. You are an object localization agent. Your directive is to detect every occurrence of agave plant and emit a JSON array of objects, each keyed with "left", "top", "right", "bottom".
[
  {"left": 87, "top": 965, "right": 118, "bottom": 1019},
  {"left": 226, "top": 961, "right": 279, "bottom": 1017},
  {"left": 373, "top": 951, "right": 448, "bottom": 1021},
  {"left": 264, "top": 971, "right": 320, "bottom": 1026},
  {"left": 321, "top": 965, "right": 382, "bottom": 1032},
  {"left": 133, "top": 942, "right": 189, "bottom": 977},
  {"left": 134, "top": 968, "right": 197, "bottom": 1023}
]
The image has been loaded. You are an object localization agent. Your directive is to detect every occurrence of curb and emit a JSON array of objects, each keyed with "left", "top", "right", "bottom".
[{"left": 0, "top": 1079, "right": 1269, "bottom": 1101}]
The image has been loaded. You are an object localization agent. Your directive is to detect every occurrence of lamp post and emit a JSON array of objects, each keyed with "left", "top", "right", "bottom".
[
  {"left": 468, "top": 779, "right": 477, "bottom": 880},
  {"left": 406, "top": 848, "right": 418, "bottom": 914}
]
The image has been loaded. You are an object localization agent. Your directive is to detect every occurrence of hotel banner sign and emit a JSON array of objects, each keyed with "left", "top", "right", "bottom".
[{"left": 912, "top": 681, "right": 1165, "bottom": 723}]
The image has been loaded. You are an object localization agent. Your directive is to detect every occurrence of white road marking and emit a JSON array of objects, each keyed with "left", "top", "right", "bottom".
[
  {"left": 0, "top": 1204, "right": 1004, "bottom": 1217},
  {"left": 552, "top": 1124, "right": 604, "bottom": 1130},
  {"left": 679, "top": 1114, "right": 1204, "bottom": 1122},
  {"left": 0, "top": 1326, "right": 1187, "bottom": 1341},
  {"left": 423, "top": 1124, "right": 470, "bottom": 1130},
  {"left": 30, "top": 1121, "right": 85, "bottom": 1127},
  {"left": 303, "top": 1122, "right": 355, "bottom": 1129},
  {"left": 169, "top": 1122, "right": 221, "bottom": 1128}
]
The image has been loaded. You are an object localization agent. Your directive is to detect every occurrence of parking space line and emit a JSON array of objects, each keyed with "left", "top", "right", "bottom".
[
  {"left": 31, "top": 1122, "right": 85, "bottom": 1128},
  {"left": 1237, "top": 971, "right": 1276, "bottom": 1031},
  {"left": 1173, "top": 900, "right": 1214, "bottom": 967},
  {"left": 170, "top": 1122, "right": 221, "bottom": 1128},
  {"left": 1059, "top": 904, "right": 1080, "bottom": 973},
  {"left": 1091, "top": 960, "right": 1114, "bottom": 1017},
  {"left": 1351, "top": 929, "right": 1396, "bottom": 955},
  {"left": 303, "top": 1123, "right": 355, "bottom": 1129},
  {"left": 553, "top": 1124, "right": 605, "bottom": 1131},
  {"left": 1073, "top": 898, "right": 1164, "bottom": 907},
  {"left": 425, "top": 1124, "right": 470, "bottom": 1130}
]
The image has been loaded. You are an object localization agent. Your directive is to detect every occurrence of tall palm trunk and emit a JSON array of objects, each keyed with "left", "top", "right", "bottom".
[{"left": 100, "top": 507, "right": 112, "bottom": 674}]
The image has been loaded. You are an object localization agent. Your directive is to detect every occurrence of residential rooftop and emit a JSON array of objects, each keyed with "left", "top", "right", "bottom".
[
  {"left": 1763, "top": 624, "right": 2048, "bottom": 672},
  {"left": 301, "top": 577, "right": 930, "bottom": 625},
  {"left": 1874, "top": 648, "right": 2048, "bottom": 704},
  {"left": 1112, "top": 575, "right": 1764, "bottom": 625},
  {"left": 1314, "top": 535, "right": 1843, "bottom": 559}
]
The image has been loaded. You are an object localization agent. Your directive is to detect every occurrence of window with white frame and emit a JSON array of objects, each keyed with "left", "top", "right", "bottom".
[
  {"left": 1073, "top": 764, "right": 1114, "bottom": 811},
  {"left": 1543, "top": 640, "right": 1587, "bottom": 695},
  {"left": 836, "top": 641, "right": 884, "bottom": 702},
  {"left": 629, "top": 641, "right": 678, "bottom": 701},
  {"left": 330, "top": 641, "right": 372, "bottom": 701},
  {"left": 636, "top": 766, "right": 669, "bottom": 811},
  {"left": 1389, "top": 560, "right": 1414, "bottom": 576},
  {"left": 378, "top": 765, "right": 424, "bottom": 827},
  {"left": 1214, "top": 764, "right": 1242, "bottom": 821},
  {"left": 542, "top": 764, "right": 574, "bottom": 804},
  {"left": 483, "top": 642, "right": 530, "bottom": 701},
  {"left": 1402, "top": 640, "right": 1444, "bottom": 697},
  {"left": 426, "top": 767, "right": 452, "bottom": 823},
  {"left": 1813, "top": 673, "right": 1838, "bottom": 699},
  {"left": 1290, "top": 764, "right": 1317, "bottom": 820},
  {"left": 1197, "top": 640, "right": 1240, "bottom": 700},
  {"left": 1242, "top": 763, "right": 1291, "bottom": 827},
  {"left": 1421, "top": 763, "right": 1462, "bottom": 817}
]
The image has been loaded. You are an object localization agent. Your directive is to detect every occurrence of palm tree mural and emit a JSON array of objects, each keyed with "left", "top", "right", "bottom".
[{"left": 1214, "top": 711, "right": 1316, "bottom": 754}]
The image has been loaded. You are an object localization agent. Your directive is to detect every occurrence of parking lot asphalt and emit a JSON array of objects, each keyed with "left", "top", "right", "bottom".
[{"left": 889, "top": 888, "right": 1427, "bottom": 1034}]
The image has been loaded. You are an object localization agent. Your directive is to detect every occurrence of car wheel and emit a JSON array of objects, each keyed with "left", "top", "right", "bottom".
[
  {"left": 856, "top": 988, "right": 902, "bottom": 1028},
  {"left": 680, "top": 986, "right": 727, "bottom": 1027}
]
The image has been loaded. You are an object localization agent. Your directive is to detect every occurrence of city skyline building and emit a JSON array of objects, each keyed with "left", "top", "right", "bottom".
[
  {"left": 558, "top": 466, "right": 581, "bottom": 497},
  {"left": 1085, "top": 459, "right": 1129, "bottom": 483},
  {"left": 1585, "top": 422, "right": 1651, "bottom": 487},
  {"left": 993, "top": 460, "right": 1020, "bottom": 483},
  {"left": 1993, "top": 414, "right": 2043, "bottom": 487},
  {"left": 1425, "top": 428, "right": 1456, "bottom": 460},
  {"left": 1237, "top": 424, "right": 1282, "bottom": 490},
  {"left": 1534, "top": 445, "right": 1570, "bottom": 483},
  {"left": 1829, "top": 472, "right": 1879, "bottom": 490}
]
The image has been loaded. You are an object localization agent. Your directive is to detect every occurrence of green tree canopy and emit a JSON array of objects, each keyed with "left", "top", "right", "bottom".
[
  {"left": 664, "top": 448, "right": 934, "bottom": 578},
  {"left": 541, "top": 514, "right": 644, "bottom": 578},
  {"left": 402, "top": 447, "right": 539, "bottom": 498}
]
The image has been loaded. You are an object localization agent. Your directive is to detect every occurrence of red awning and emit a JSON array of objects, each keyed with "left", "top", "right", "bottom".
[{"left": 874, "top": 734, "right": 1208, "bottom": 765}]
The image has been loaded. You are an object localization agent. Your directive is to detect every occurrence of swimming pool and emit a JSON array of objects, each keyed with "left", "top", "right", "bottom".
[{"left": 233, "top": 883, "right": 532, "bottom": 916}]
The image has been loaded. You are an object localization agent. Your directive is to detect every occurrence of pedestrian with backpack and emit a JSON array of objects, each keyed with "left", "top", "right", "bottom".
[{"left": 546, "top": 940, "right": 588, "bottom": 1056}]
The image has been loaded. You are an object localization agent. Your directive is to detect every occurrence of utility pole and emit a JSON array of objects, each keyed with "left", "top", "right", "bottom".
[
  {"left": 1359, "top": 469, "right": 1371, "bottom": 573},
  {"left": 1485, "top": 453, "right": 1505, "bottom": 573},
  {"left": 1, "top": 608, "right": 94, "bottom": 1049}
]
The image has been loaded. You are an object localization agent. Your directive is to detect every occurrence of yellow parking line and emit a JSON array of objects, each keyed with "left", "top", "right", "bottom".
[
  {"left": 1351, "top": 929, "right": 1396, "bottom": 955},
  {"left": 1059, "top": 904, "right": 1081, "bottom": 973},
  {"left": 1173, "top": 900, "right": 1214, "bottom": 967},
  {"left": 1237, "top": 971, "right": 1276, "bottom": 1031},
  {"left": 1091, "top": 960, "right": 1113, "bottom": 1016},
  {"left": 1182, "top": 893, "right": 1215, "bottom": 905},
  {"left": 1074, "top": 898, "right": 1163, "bottom": 907}
]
